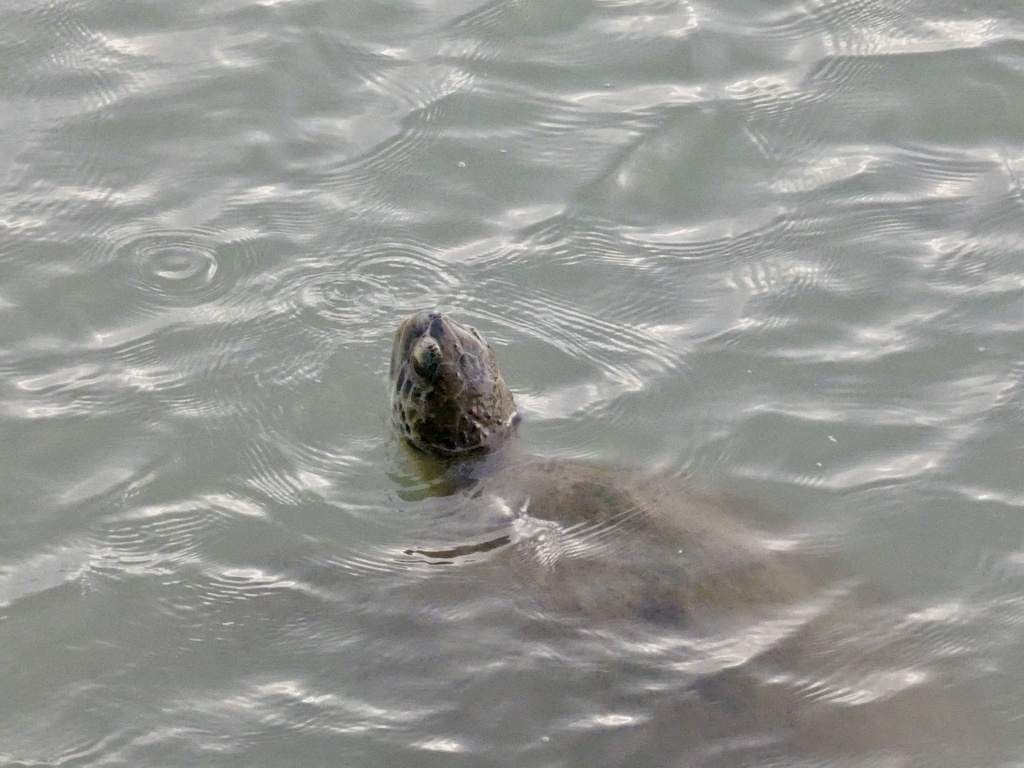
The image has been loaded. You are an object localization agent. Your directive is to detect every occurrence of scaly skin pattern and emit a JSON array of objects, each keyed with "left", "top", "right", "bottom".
[{"left": 390, "top": 310, "right": 517, "bottom": 457}]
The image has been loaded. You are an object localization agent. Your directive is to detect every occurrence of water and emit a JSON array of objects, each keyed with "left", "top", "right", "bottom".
[{"left": 1, "top": 0, "right": 1022, "bottom": 764}]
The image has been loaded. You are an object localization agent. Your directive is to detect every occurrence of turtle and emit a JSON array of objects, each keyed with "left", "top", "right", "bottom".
[
  {"left": 388, "top": 309, "right": 819, "bottom": 626},
  {"left": 384, "top": 312, "right": 1005, "bottom": 760}
]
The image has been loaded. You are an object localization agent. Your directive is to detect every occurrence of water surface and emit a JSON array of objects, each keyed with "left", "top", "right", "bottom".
[{"left": 1, "top": 0, "right": 1023, "bottom": 765}]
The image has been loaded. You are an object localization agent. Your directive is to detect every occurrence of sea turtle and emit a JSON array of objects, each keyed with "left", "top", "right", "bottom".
[
  {"left": 384, "top": 312, "right": 1003, "bottom": 760},
  {"left": 389, "top": 310, "right": 817, "bottom": 625}
]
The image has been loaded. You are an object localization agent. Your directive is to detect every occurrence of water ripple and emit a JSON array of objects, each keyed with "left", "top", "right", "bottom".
[
  {"left": 91, "top": 497, "right": 239, "bottom": 577},
  {"left": 3, "top": 1, "right": 135, "bottom": 110},
  {"left": 288, "top": 244, "right": 458, "bottom": 334},
  {"left": 809, "top": 0, "right": 937, "bottom": 56},
  {"left": 114, "top": 227, "right": 237, "bottom": 310}
]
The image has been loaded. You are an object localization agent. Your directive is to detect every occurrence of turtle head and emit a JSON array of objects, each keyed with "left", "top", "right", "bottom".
[{"left": 389, "top": 311, "right": 518, "bottom": 457}]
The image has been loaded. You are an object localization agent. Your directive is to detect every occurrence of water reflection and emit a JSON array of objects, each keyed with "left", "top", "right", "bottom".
[{"left": 0, "top": 0, "right": 1021, "bottom": 764}]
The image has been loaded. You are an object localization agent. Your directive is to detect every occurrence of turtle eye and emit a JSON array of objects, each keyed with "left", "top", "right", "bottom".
[{"left": 411, "top": 337, "right": 442, "bottom": 381}]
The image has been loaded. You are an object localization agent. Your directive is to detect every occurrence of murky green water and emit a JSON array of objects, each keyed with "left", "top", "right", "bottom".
[{"left": 1, "top": 0, "right": 1022, "bottom": 765}]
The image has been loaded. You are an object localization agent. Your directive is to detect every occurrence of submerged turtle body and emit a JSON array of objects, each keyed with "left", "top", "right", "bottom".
[
  {"left": 384, "top": 312, "right": 1000, "bottom": 761},
  {"left": 389, "top": 310, "right": 813, "bottom": 623}
]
